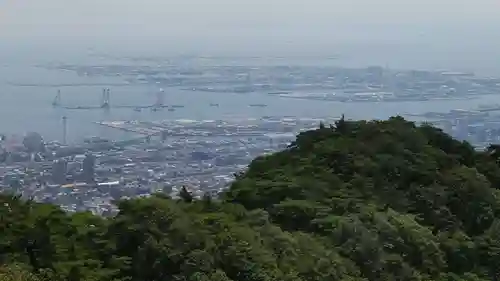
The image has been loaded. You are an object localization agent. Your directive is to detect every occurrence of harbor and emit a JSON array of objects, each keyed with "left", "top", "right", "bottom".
[{"left": 4, "top": 56, "right": 500, "bottom": 214}]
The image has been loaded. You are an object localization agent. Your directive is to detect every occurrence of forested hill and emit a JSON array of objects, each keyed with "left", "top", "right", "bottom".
[{"left": 2, "top": 116, "right": 500, "bottom": 281}]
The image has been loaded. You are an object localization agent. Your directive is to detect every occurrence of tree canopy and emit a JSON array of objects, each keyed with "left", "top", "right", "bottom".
[{"left": 2, "top": 116, "right": 500, "bottom": 281}]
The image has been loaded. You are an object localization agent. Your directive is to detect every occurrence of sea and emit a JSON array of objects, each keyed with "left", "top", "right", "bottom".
[{"left": 1, "top": 47, "right": 500, "bottom": 143}]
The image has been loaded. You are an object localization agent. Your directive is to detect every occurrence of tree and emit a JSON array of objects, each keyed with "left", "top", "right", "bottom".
[
  {"left": 179, "top": 186, "right": 194, "bottom": 203},
  {"left": 335, "top": 114, "right": 348, "bottom": 133}
]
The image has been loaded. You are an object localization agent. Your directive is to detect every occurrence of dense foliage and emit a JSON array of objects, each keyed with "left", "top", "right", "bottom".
[{"left": 2, "top": 116, "right": 500, "bottom": 281}]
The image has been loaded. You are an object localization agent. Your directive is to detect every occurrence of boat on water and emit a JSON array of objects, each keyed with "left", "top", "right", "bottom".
[
  {"left": 249, "top": 104, "right": 267, "bottom": 107},
  {"left": 210, "top": 103, "right": 219, "bottom": 107}
]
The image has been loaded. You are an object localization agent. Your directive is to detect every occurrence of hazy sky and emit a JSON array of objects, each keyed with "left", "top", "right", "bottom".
[
  {"left": 1, "top": 0, "right": 500, "bottom": 66},
  {"left": 2, "top": 0, "right": 499, "bottom": 37}
]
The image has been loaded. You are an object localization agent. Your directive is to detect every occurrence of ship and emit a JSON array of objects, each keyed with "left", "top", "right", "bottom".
[{"left": 249, "top": 104, "right": 267, "bottom": 107}]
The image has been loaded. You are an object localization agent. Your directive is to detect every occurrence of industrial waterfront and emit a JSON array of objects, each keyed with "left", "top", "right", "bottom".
[
  {"left": 3, "top": 55, "right": 500, "bottom": 213},
  {"left": 2, "top": 57, "right": 500, "bottom": 143}
]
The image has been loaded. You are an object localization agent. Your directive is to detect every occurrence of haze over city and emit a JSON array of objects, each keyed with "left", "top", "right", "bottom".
[
  {"left": 2, "top": 0, "right": 500, "bottom": 211},
  {"left": 2, "top": 0, "right": 500, "bottom": 71},
  {"left": 4, "top": 2, "right": 500, "bottom": 281}
]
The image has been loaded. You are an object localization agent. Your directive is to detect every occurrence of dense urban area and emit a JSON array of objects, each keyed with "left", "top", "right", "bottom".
[
  {"left": 3, "top": 59, "right": 500, "bottom": 214},
  {"left": 0, "top": 116, "right": 336, "bottom": 214},
  {"left": 44, "top": 59, "right": 500, "bottom": 103}
]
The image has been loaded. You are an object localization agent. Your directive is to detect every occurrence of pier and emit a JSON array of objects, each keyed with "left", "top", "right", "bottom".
[
  {"left": 94, "top": 121, "right": 162, "bottom": 136},
  {"left": 94, "top": 120, "right": 282, "bottom": 139}
]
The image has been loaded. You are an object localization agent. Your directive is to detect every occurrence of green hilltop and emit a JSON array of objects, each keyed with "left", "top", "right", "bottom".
[{"left": 2, "top": 116, "right": 500, "bottom": 281}]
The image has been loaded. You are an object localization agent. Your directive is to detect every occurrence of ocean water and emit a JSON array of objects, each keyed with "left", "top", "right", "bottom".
[{"left": 0, "top": 51, "right": 499, "bottom": 143}]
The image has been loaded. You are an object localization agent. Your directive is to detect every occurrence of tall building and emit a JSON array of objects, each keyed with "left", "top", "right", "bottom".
[
  {"left": 82, "top": 153, "right": 95, "bottom": 183},
  {"left": 52, "top": 159, "right": 67, "bottom": 184}
]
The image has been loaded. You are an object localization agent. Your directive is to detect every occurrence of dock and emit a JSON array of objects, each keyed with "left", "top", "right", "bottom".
[
  {"left": 94, "top": 121, "right": 162, "bottom": 135},
  {"left": 94, "top": 120, "right": 272, "bottom": 138}
]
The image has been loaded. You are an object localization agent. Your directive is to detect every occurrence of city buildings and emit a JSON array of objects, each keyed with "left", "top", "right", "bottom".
[
  {"left": 4, "top": 61, "right": 500, "bottom": 214},
  {"left": 0, "top": 117, "right": 331, "bottom": 214}
]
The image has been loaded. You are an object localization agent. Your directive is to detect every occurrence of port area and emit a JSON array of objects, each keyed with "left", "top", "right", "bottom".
[
  {"left": 94, "top": 118, "right": 292, "bottom": 137},
  {"left": 408, "top": 106, "right": 500, "bottom": 149},
  {"left": 94, "top": 121, "right": 163, "bottom": 136}
]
